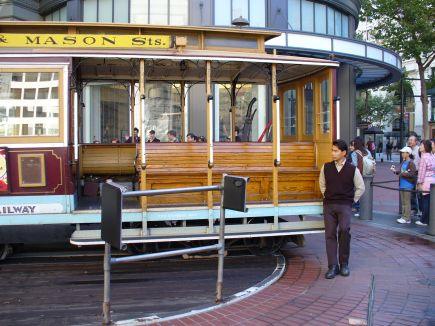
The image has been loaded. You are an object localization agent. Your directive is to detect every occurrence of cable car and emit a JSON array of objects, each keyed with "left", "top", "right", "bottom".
[{"left": 0, "top": 22, "right": 339, "bottom": 258}]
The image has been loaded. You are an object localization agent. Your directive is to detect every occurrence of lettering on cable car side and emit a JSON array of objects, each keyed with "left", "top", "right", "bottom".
[
  {"left": 0, "top": 203, "right": 64, "bottom": 215},
  {"left": 0, "top": 34, "right": 172, "bottom": 49}
]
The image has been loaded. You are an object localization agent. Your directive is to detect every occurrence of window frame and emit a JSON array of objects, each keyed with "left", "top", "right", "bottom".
[
  {"left": 315, "top": 69, "right": 333, "bottom": 141},
  {"left": 0, "top": 67, "right": 65, "bottom": 144},
  {"left": 279, "top": 82, "right": 299, "bottom": 142}
]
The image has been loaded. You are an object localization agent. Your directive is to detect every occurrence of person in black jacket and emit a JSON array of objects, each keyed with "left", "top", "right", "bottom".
[{"left": 319, "top": 140, "right": 365, "bottom": 279}]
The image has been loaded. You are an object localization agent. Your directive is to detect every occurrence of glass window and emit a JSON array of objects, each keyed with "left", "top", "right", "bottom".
[
  {"left": 283, "top": 89, "right": 297, "bottom": 137},
  {"left": 0, "top": 72, "right": 60, "bottom": 138},
  {"left": 327, "top": 7, "right": 334, "bottom": 35},
  {"left": 233, "top": 0, "right": 249, "bottom": 20},
  {"left": 114, "top": 0, "right": 129, "bottom": 23},
  {"left": 130, "top": 0, "right": 149, "bottom": 24},
  {"left": 38, "top": 88, "right": 49, "bottom": 100},
  {"left": 150, "top": 0, "right": 168, "bottom": 25},
  {"left": 334, "top": 10, "right": 342, "bottom": 36},
  {"left": 59, "top": 6, "right": 67, "bottom": 21},
  {"left": 98, "top": 0, "right": 113, "bottom": 22},
  {"left": 301, "top": 0, "right": 314, "bottom": 32},
  {"left": 288, "top": 0, "right": 301, "bottom": 30},
  {"left": 314, "top": 3, "right": 326, "bottom": 34},
  {"left": 250, "top": 0, "right": 266, "bottom": 27},
  {"left": 24, "top": 89, "right": 36, "bottom": 100},
  {"left": 342, "top": 14, "right": 349, "bottom": 37},
  {"left": 23, "top": 107, "right": 34, "bottom": 117},
  {"left": 216, "top": 84, "right": 267, "bottom": 142},
  {"left": 170, "top": 0, "right": 188, "bottom": 25},
  {"left": 83, "top": 0, "right": 98, "bottom": 22},
  {"left": 215, "top": 0, "right": 231, "bottom": 25},
  {"left": 320, "top": 79, "right": 330, "bottom": 133},
  {"left": 304, "top": 82, "right": 314, "bottom": 136},
  {"left": 25, "top": 73, "right": 38, "bottom": 82},
  {"left": 144, "top": 83, "right": 181, "bottom": 142},
  {"left": 39, "top": 73, "right": 52, "bottom": 82}
]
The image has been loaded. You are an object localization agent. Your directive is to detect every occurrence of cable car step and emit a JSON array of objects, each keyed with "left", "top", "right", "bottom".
[{"left": 70, "top": 221, "right": 324, "bottom": 246}]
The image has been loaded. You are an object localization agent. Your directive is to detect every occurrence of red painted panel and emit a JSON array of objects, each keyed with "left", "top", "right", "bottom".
[{"left": 6, "top": 147, "right": 75, "bottom": 195}]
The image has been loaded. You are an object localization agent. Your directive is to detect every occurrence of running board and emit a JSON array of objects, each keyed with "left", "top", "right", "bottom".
[{"left": 70, "top": 221, "right": 325, "bottom": 246}]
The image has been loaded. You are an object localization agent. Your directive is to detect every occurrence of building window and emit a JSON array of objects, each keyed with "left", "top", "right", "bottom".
[
  {"left": 287, "top": 1, "right": 349, "bottom": 37},
  {"left": 304, "top": 82, "right": 314, "bottom": 136},
  {"left": 44, "top": 5, "right": 67, "bottom": 21},
  {"left": 320, "top": 79, "right": 330, "bottom": 134},
  {"left": 0, "top": 72, "right": 61, "bottom": 138},
  {"left": 283, "top": 89, "right": 297, "bottom": 137},
  {"left": 215, "top": 0, "right": 266, "bottom": 27},
  {"left": 301, "top": 0, "right": 314, "bottom": 32},
  {"left": 327, "top": 6, "right": 335, "bottom": 35},
  {"left": 314, "top": 3, "right": 326, "bottom": 34},
  {"left": 130, "top": 0, "right": 188, "bottom": 25},
  {"left": 83, "top": 0, "right": 129, "bottom": 23},
  {"left": 288, "top": 0, "right": 301, "bottom": 30}
]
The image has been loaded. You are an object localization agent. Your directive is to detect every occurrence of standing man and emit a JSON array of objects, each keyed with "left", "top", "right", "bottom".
[{"left": 319, "top": 140, "right": 365, "bottom": 279}]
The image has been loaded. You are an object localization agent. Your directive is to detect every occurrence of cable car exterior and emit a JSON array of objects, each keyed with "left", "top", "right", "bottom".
[{"left": 0, "top": 22, "right": 339, "bottom": 254}]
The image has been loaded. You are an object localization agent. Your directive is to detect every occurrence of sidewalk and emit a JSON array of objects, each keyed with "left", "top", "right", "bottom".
[{"left": 371, "top": 161, "right": 432, "bottom": 239}]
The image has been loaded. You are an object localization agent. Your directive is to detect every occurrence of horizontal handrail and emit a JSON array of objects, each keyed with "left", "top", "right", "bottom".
[{"left": 110, "top": 244, "right": 222, "bottom": 264}]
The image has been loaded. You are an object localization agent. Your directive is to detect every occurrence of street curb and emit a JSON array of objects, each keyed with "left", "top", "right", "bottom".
[{"left": 115, "top": 253, "right": 286, "bottom": 325}]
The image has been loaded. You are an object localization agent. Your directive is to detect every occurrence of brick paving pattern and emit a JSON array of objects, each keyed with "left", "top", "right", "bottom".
[{"left": 160, "top": 225, "right": 434, "bottom": 325}]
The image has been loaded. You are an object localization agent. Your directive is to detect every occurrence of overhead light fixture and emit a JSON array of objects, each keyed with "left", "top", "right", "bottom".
[{"left": 231, "top": 16, "right": 250, "bottom": 28}]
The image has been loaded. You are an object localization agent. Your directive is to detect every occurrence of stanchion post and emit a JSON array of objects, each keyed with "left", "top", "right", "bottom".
[
  {"left": 216, "top": 179, "right": 226, "bottom": 303},
  {"left": 359, "top": 176, "right": 373, "bottom": 220},
  {"left": 102, "top": 243, "right": 112, "bottom": 325},
  {"left": 428, "top": 183, "right": 435, "bottom": 236}
]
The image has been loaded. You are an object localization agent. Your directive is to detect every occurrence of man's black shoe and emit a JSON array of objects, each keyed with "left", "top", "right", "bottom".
[
  {"left": 340, "top": 263, "right": 350, "bottom": 277},
  {"left": 325, "top": 265, "right": 339, "bottom": 279}
]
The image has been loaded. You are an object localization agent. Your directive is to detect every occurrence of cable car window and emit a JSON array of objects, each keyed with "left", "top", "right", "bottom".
[
  {"left": 283, "top": 89, "right": 297, "bottom": 137},
  {"left": 215, "top": 84, "right": 267, "bottom": 142},
  {"left": 304, "top": 82, "right": 314, "bottom": 136},
  {"left": 320, "top": 79, "right": 330, "bottom": 134},
  {"left": 0, "top": 71, "right": 60, "bottom": 138}
]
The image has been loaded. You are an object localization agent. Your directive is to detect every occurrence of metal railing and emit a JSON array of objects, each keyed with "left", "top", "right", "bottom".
[{"left": 100, "top": 174, "right": 249, "bottom": 325}]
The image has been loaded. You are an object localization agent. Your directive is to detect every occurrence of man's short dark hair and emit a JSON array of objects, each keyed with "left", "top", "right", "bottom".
[
  {"left": 332, "top": 139, "right": 348, "bottom": 154},
  {"left": 149, "top": 130, "right": 156, "bottom": 135},
  {"left": 167, "top": 130, "right": 177, "bottom": 137},
  {"left": 186, "top": 132, "right": 197, "bottom": 139},
  {"left": 134, "top": 127, "right": 139, "bottom": 132}
]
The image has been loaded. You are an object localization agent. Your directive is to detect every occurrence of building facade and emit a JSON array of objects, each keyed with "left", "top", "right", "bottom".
[{"left": 0, "top": 0, "right": 402, "bottom": 142}]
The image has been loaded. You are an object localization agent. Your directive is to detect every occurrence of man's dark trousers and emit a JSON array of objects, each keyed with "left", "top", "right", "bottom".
[{"left": 323, "top": 203, "right": 352, "bottom": 267}]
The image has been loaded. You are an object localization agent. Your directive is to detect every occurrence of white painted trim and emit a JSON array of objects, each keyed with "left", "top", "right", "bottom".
[{"left": 0, "top": 53, "right": 339, "bottom": 67}]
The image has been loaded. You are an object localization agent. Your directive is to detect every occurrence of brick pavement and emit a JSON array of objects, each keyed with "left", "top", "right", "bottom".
[{"left": 157, "top": 224, "right": 434, "bottom": 326}]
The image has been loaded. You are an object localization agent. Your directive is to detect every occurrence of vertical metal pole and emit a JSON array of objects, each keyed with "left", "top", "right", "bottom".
[
  {"left": 400, "top": 76, "right": 404, "bottom": 152},
  {"left": 359, "top": 176, "right": 373, "bottom": 220},
  {"left": 216, "top": 179, "right": 226, "bottom": 303},
  {"left": 103, "top": 243, "right": 112, "bottom": 325},
  {"left": 428, "top": 184, "right": 435, "bottom": 236}
]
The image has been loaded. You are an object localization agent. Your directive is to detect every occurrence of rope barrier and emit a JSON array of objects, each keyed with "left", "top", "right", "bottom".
[{"left": 371, "top": 181, "right": 430, "bottom": 194}]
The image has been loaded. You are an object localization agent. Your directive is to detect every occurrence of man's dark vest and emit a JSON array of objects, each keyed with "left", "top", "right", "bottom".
[{"left": 324, "top": 161, "right": 356, "bottom": 205}]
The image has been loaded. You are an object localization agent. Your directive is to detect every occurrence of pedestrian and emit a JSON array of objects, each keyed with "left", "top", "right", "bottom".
[
  {"left": 386, "top": 138, "right": 393, "bottom": 161},
  {"left": 366, "top": 137, "right": 375, "bottom": 157},
  {"left": 390, "top": 146, "right": 417, "bottom": 224},
  {"left": 319, "top": 139, "right": 365, "bottom": 279},
  {"left": 407, "top": 134, "right": 421, "bottom": 216},
  {"left": 416, "top": 140, "right": 435, "bottom": 226}
]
